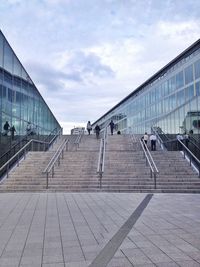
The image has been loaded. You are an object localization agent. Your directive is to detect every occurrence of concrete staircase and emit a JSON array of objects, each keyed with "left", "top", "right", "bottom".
[
  {"left": 101, "top": 134, "right": 154, "bottom": 192},
  {"left": 47, "top": 135, "right": 100, "bottom": 191},
  {"left": 151, "top": 150, "right": 200, "bottom": 193},
  {"left": 0, "top": 135, "right": 71, "bottom": 192},
  {"left": 0, "top": 133, "right": 200, "bottom": 193}
]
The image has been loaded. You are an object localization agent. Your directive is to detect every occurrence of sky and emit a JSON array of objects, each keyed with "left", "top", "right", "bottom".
[{"left": 1, "top": 0, "right": 200, "bottom": 134}]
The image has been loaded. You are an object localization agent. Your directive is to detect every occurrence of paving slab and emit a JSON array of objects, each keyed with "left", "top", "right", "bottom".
[{"left": 0, "top": 193, "right": 200, "bottom": 267}]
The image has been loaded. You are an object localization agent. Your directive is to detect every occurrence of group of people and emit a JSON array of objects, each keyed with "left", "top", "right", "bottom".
[
  {"left": 142, "top": 131, "right": 191, "bottom": 151},
  {"left": 141, "top": 132, "right": 157, "bottom": 151},
  {"left": 2, "top": 121, "right": 36, "bottom": 141},
  {"left": 3, "top": 121, "right": 16, "bottom": 140},
  {"left": 86, "top": 120, "right": 116, "bottom": 139}
]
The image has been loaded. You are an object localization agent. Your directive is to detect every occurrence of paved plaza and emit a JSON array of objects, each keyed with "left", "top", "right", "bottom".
[{"left": 0, "top": 193, "right": 200, "bottom": 267}]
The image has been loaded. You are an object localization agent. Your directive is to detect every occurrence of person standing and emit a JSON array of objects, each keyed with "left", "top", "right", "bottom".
[
  {"left": 86, "top": 121, "right": 92, "bottom": 135},
  {"left": 184, "top": 132, "right": 189, "bottom": 148},
  {"left": 26, "top": 122, "right": 31, "bottom": 135},
  {"left": 95, "top": 124, "right": 100, "bottom": 139},
  {"left": 143, "top": 132, "right": 149, "bottom": 150},
  {"left": 109, "top": 120, "right": 115, "bottom": 135},
  {"left": 150, "top": 133, "right": 157, "bottom": 151},
  {"left": 10, "top": 125, "right": 16, "bottom": 140},
  {"left": 3, "top": 121, "right": 10, "bottom": 136}
]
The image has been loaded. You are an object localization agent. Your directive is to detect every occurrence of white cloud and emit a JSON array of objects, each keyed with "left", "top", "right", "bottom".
[{"left": 1, "top": 0, "right": 200, "bottom": 133}]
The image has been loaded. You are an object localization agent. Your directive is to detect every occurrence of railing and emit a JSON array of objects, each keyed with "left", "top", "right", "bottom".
[
  {"left": 0, "top": 134, "right": 29, "bottom": 169},
  {"left": 139, "top": 139, "right": 159, "bottom": 189},
  {"left": 0, "top": 139, "right": 49, "bottom": 179},
  {"left": 0, "top": 127, "right": 62, "bottom": 170},
  {"left": 44, "top": 127, "right": 62, "bottom": 148},
  {"left": 97, "top": 126, "right": 108, "bottom": 188},
  {"left": 43, "top": 138, "right": 69, "bottom": 188},
  {"left": 0, "top": 127, "right": 63, "bottom": 179},
  {"left": 177, "top": 139, "right": 200, "bottom": 178},
  {"left": 74, "top": 130, "right": 84, "bottom": 150},
  {"left": 130, "top": 133, "right": 138, "bottom": 150},
  {"left": 45, "top": 128, "right": 62, "bottom": 150}
]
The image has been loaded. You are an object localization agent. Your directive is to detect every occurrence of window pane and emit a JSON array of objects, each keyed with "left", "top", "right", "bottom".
[
  {"left": 0, "top": 32, "right": 3, "bottom": 67},
  {"left": 196, "top": 81, "right": 200, "bottom": 96},
  {"left": 13, "top": 56, "right": 22, "bottom": 77},
  {"left": 184, "top": 65, "right": 193, "bottom": 85},
  {"left": 185, "top": 85, "right": 194, "bottom": 101},
  {"left": 4, "top": 41, "right": 13, "bottom": 73},
  {"left": 194, "top": 59, "right": 200, "bottom": 79},
  {"left": 176, "top": 71, "right": 184, "bottom": 89}
]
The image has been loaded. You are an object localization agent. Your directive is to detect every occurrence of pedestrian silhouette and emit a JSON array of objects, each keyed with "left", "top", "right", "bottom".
[
  {"left": 86, "top": 121, "right": 92, "bottom": 135},
  {"left": 95, "top": 124, "right": 100, "bottom": 139},
  {"left": 109, "top": 120, "right": 115, "bottom": 135}
]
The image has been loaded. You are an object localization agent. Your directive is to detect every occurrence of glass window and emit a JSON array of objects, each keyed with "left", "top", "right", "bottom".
[
  {"left": 13, "top": 56, "right": 22, "bottom": 77},
  {"left": 4, "top": 41, "right": 13, "bottom": 73},
  {"left": 196, "top": 81, "right": 200, "bottom": 96},
  {"left": 177, "top": 89, "right": 185, "bottom": 106},
  {"left": 0, "top": 32, "right": 3, "bottom": 67},
  {"left": 176, "top": 71, "right": 184, "bottom": 89},
  {"left": 185, "top": 85, "right": 194, "bottom": 101},
  {"left": 4, "top": 71, "right": 12, "bottom": 85},
  {"left": 168, "top": 76, "right": 176, "bottom": 93},
  {"left": 184, "top": 65, "right": 193, "bottom": 85},
  {"left": 194, "top": 59, "right": 200, "bottom": 79},
  {"left": 169, "top": 94, "right": 176, "bottom": 111}
]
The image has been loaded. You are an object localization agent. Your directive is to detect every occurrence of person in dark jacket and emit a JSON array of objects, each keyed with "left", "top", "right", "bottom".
[
  {"left": 95, "top": 124, "right": 100, "bottom": 139},
  {"left": 109, "top": 120, "right": 115, "bottom": 135},
  {"left": 10, "top": 125, "right": 16, "bottom": 140},
  {"left": 3, "top": 121, "right": 10, "bottom": 136}
]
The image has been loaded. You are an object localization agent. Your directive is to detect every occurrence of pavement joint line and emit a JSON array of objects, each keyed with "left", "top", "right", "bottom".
[{"left": 88, "top": 193, "right": 153, "bottom": 267}]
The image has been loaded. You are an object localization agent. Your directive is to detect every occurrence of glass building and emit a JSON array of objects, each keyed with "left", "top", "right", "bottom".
[
  {"left": 0, "top": 30, "right": 61, "bottom": 156},
  {"left": 93, "top": 39, "right": 200, "bottom": 137}
]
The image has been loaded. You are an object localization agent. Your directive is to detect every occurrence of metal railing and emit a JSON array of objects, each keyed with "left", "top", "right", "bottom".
[
  {"left": 177, "top": 139, "right": 200, "bottom": 178},
  {"left": 74, "top": 130, "right": 84, "bottom": 150},
  {"left": 44, "top": 127, "right": 62, "bottom": 147},
  {"left": 0, "top": 128, "right": 63, "bottom": 179},
  {"left": 0, "top": 127, "right": 62, "bottom": 170},
  {"left": 140, "top": 139, "right": 159, "bottom": 189},
  {"left": 130, "top": 133, "right": 138, "bottom": 150},
  {"left": 97, "top": 126, "right": 108, "bottom": 188},
  {"left": 43, "top": 138, "right": 69, "bottom": 188},
  {"left": 0, "top": 139, "right": 49, "bottom": 179}
]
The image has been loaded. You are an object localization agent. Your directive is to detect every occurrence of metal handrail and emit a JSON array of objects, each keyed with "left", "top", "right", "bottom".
[
  {"left": 0, "top": 128, "right": 62, "bottom": 169},
  {"left": 101, "top": 127, "right": 107, "bottom": 173},
  {"left": 130, "top": 133, "right": 137, "bottom": 143},
  {"left": 43, "top": 138, "right": 69, "bottom": 188},
  {"left": 97, "top": 126, "right": 108, "bottom": 188},
  {"left": 0, "top": 139, "right": 49, "bottom": 179},
  {"left": 97, "top": 139, "right": 103, "bottom": 176},
  {"left": 177, "top": 139, "right": 200, "bottom": 177},
  {"left": 140, "top": 139, "right": 159, "bottom": 189},
  {"left": 74, "top": 130, "right": 84, "bottom": 150},
  {"left": 46, "top": 128, "right": 63, "bottom": 149}
]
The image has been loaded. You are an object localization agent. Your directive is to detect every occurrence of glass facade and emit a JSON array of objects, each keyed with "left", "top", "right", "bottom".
[
  {"left": 0, "top": 31, "right": 61, "bottom": 150},
  {"left": 93, "top": 40, "right": 200, "bottom": 136}
]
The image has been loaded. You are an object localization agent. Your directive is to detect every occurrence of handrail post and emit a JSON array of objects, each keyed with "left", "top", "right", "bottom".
[
  {"left": 154, "top": 173, "right": 157, "bottom": 189},
  {"left": 46, "top": 173, "right": 49, "bottom": 189},
  {"left": 6, "top": 163, "right": 9, "bottom": 178}
]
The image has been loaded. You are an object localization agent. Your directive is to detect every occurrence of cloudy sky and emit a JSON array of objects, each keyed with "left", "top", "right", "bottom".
[{"left": 1, "top": 0, "right": 200, "bottom": 133}]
